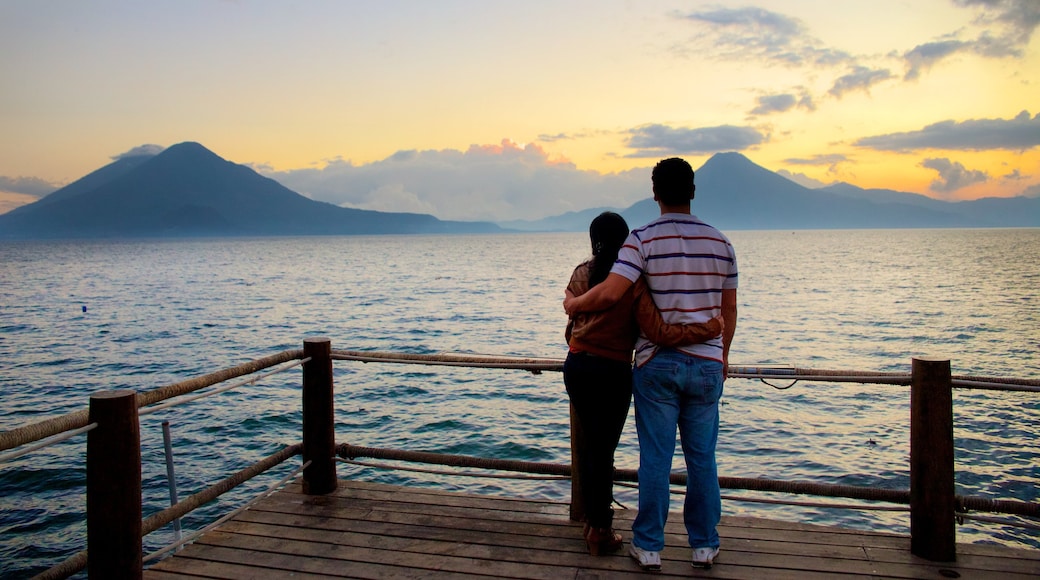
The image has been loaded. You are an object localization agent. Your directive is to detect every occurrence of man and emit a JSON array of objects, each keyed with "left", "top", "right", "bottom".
[{"left": 563, "top": 157, "right": 738, "bottom": 571}]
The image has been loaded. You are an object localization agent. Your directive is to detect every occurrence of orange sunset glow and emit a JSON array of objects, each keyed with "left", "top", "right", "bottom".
[{"left": 1, "top": 0, "right": 1037, "bottom": 222}]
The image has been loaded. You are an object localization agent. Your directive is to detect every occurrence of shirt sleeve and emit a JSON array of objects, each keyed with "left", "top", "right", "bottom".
[
  {"left": 610, "top": 232, "right": 644, "bottom": 282},
  {"left": 632, "top": 278, "right": 722, "bottom": 346}
]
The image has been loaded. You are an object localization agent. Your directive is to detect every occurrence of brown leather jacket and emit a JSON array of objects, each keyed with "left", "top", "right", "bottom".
[{"left": 565, "top": 261, "right": 721, "bottom": 362}]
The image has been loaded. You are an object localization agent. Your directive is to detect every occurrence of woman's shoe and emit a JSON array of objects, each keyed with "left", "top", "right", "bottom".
[{"left": 585, "top": 525, "right": 623, "bottom": 556}]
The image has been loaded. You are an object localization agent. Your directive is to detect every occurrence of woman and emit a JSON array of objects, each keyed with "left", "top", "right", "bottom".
[{"left": 564, "top": 211, "right": 723, "bottom": 555}]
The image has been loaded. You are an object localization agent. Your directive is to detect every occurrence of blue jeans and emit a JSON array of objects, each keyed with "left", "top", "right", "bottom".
[{"left": 631, "top": 350, "right": 724, "bottom": 551}]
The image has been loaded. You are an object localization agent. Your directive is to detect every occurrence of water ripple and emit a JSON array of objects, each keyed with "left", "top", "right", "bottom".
[{"left": 1, "top": 231, "right": 1038, "bottom": 577}]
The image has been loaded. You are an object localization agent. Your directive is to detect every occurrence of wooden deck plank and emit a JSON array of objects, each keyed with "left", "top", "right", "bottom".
[
  {"left": 145, "top": 479, "right": 1040, "bottom": 580},
  {"left": 207, "top": 518, "right": 871, "bottom": 579},
  {"left": 239, "top": 501, "right": 887, "bottom": 573}
]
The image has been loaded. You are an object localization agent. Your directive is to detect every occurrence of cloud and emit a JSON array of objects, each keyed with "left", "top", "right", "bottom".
[
  {"left": 536, "top": 132, "right": 570, "bottom": 143},
  {"left": 260, "top": 139, "right": 650, "bottom": 222},
  {"left": 676, "top": 7, "right": 851, "bottom": 67},
  {"left": 111, "top": 144, "right": 165, "bottom": 160},
  {"left": 749, "top": 90, "right": 816, "bottom": 116},
  {"left": 828, "top": 66, "right": 894, "bottom": 98},
  {"left": 783, "top": 154, "right": 848, "bottom": 166},
  {"left": 625, "top": 124, "right": 766, "bottom": 157},
  {"left": 776, "top": 154, "right": 848, "bottom": 186},
  {"left": 0, "top": 192, "right": 42, "bottom": 215},
  {"left": 956, "top": 0, "right": 1040, "bottom": 49},
  {"left": 751, "top": 94, "right": 796, "bottom": 115},
  {"left": 0, "top": 175, "right": 60, "bottom": 197},
  {"left": 1022, "top": 183, "right": 1040, "bottom": 197},
  {"left": 676, "top": 6, "right": 896, "bottom": 107},
  {"left": 1002, "top": 168, "right": 1024, "bottom": 181},
  {"left": 903, "top": 39, "right": 970, "bottom": 81},
  {"left": 903, "top": 0, "right": 1040, "bottom": 78},
  {"left": 854, "top": 110, "right": 1040, "bottom": 151},
  {"left": 920, "top": 157, "right": 989, "bottom": 193}
]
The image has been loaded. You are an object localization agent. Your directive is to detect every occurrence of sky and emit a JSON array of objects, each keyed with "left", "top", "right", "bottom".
[{"left": 1, "top": 0, "right": 1039, "bottom": 221}]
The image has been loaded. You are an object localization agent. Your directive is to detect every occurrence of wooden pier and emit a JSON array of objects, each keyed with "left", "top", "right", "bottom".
[
  {"left": 144, "top": 478, "right": 1040, "bottom": 579},
  {"left": 5, "top": 343, "right": 1038, "bottom": 579}
]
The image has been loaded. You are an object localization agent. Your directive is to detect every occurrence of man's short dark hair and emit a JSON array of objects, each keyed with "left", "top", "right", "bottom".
[{"left": 652, "top": 157, "right": 695, "bottom": 206}]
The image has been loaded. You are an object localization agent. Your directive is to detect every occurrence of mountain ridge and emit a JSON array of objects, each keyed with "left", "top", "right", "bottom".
[
  {"left": 0, "top": 142, "right": 504, "bottom": 238},
  {"left": 509, "top": 153, "right": 1038, "bottom": 232},
  {"left": 2, "top": 144, "right": 1036, "bottom": 238}
]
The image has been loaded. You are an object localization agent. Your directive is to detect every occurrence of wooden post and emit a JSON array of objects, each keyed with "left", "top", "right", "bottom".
[
  {"left": 303, "top": 337, "right": 337, "bottom": 494},
  {"left": 910, "top": 357, "right": 956, "bottom": 561},
  {"left": 87, "top": 390, "right": 142, "bottom": 579},
  {"left": 568, "top": 401, "right": 585, "bottom": 522}
]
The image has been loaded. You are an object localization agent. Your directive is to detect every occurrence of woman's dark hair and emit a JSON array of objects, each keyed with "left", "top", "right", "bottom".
[{"left": 588, "top": 211, "right": 630, "bottom": 287}]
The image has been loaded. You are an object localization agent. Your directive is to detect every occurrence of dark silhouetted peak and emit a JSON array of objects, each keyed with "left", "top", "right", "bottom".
[
  {"left": 699, "top": 152, "right": 772, "bottom": 179},
  {"left": 159, "top": 141, "right": 220, "bottom": 159},
  {"left": 145, "top": 141, "right": 230, "bottom": 170},
  {"left": 0, "top": 142, "right": 503, "bottom": 238},
  {"left": 702, "top": 151, "right": 752, "bottom": 167}
]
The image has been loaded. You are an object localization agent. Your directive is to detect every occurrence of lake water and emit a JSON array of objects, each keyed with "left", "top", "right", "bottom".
[{"left": 1, "top": 228, "right": 1038, "bottom": 577}]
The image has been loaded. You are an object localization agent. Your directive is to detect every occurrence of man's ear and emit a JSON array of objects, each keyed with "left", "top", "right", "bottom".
[{"left": 690, "top": 184, "right": 696, "bottom": 200}]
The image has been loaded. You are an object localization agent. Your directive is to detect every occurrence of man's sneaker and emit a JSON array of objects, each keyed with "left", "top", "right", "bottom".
[
  {"left": 629, "top": 545, "right": 661, "bottom": 572},
  {"left": 691, "top": 546, "right": 720, "bottom": 568}
]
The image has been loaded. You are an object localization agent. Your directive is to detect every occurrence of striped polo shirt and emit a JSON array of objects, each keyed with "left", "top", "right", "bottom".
[{"left": 611, "top": 213, "right": 738, "bottom": 366}]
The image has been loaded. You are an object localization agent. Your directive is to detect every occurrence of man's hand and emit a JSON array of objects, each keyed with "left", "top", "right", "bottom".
[{"left": 563, "top": 290, "right": 577, "bottom": 317}]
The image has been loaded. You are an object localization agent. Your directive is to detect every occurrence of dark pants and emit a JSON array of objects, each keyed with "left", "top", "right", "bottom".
[{"left": 563, "top": 351, "right": 633, "bottom": 528}]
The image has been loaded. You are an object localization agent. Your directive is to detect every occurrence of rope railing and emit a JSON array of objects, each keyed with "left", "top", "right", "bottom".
[
  {"left": 8, "top": 344, "right": 1039, "bottom": 577},
  {"left": 4, "top": 351, "right": 1033, "bottom": 459},
  {"left": 329, "top": 350, "right": 1040, "bottom": 392},
  {"left": 959, "top": 513, "right": 1040, "bottom": 532},
  {"left": 145, "top": 453, "right": 307, "bottom": 561},
  {"left": 331, "top": 349, "right": 562, "bottom": 372},
  {"left": 141, "top": 443, "right": 303, "bottom": 535},
  {"left": 337, "top": 456, "right": 909, "bottom": 512},
  {"left": 0, "top": 349, "right": 304, "bottom": 455},
  {"left": 140, "top": 358, "right": 308, "bottom": 417},
  {"left": 34, "top": 443, "right": 303, "bottom": 580},
  {"left": 337, "top": 457, "right": 572, "bottom": 481},
  {"left": 335, "top": 443, "right": 1039, "bottom": 519},
  {"left": 338, "top": 448, "right": 1040, "bottom": 535},
  {"left": 0, "top": 423, "right": 96, "bottom": 465}
]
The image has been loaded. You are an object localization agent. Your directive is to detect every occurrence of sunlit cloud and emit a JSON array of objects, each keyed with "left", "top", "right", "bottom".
[
  {"left": 921, "top": 157, "right": 989, "bottom": 193},
  {"left": 751, "top": 94, "right": 796, "bottom": 115},
  {"left": 0, "top": 175, "right": 59, "bottom": 197},
  {"left": 903, "top": 39, "right": 969, "bottom": 80},
  {"left": 259, "top": 139, "right": 648, "bottom": 222},
  {"left": 956, "top": 0, "right": 1040, "bottom": 49},
  {"left": 625, "top": 124, "right": 767, "bottom": 158},
  {"left": 675, "top": 7, "right": 852, "bottom": 67},
  {"left": 537, "top": 132, "right": 571, "bottom": 142},
  {"left": 680, "top": 1, "right": 1036, "bottom": 111},
  {"left": 0, "top": 192, "right": 43, "bottom": 215},
  {"left": 779, "top": 154, "right": 848, "bottom": 184},
  {"left": 1002, "top": 168, "right": 1025, "bottom": 181},
  {"left": 783, "top": 154, "right": 848, "bottom": 166},
  {"left": 535, "top": 129, "right": 608, "bottom": 143},
  {"left": 749, "top": 90, "right": 816, "bottom": 116},
  {"left": 828, "top": 66, "right": 894, "bottom": 97},
  {"left": 904, "top": 0, "right": 1040, "bottom": 79},
  {"left": 854, "top": 110, "right": 1040, "bottom": 151}
]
